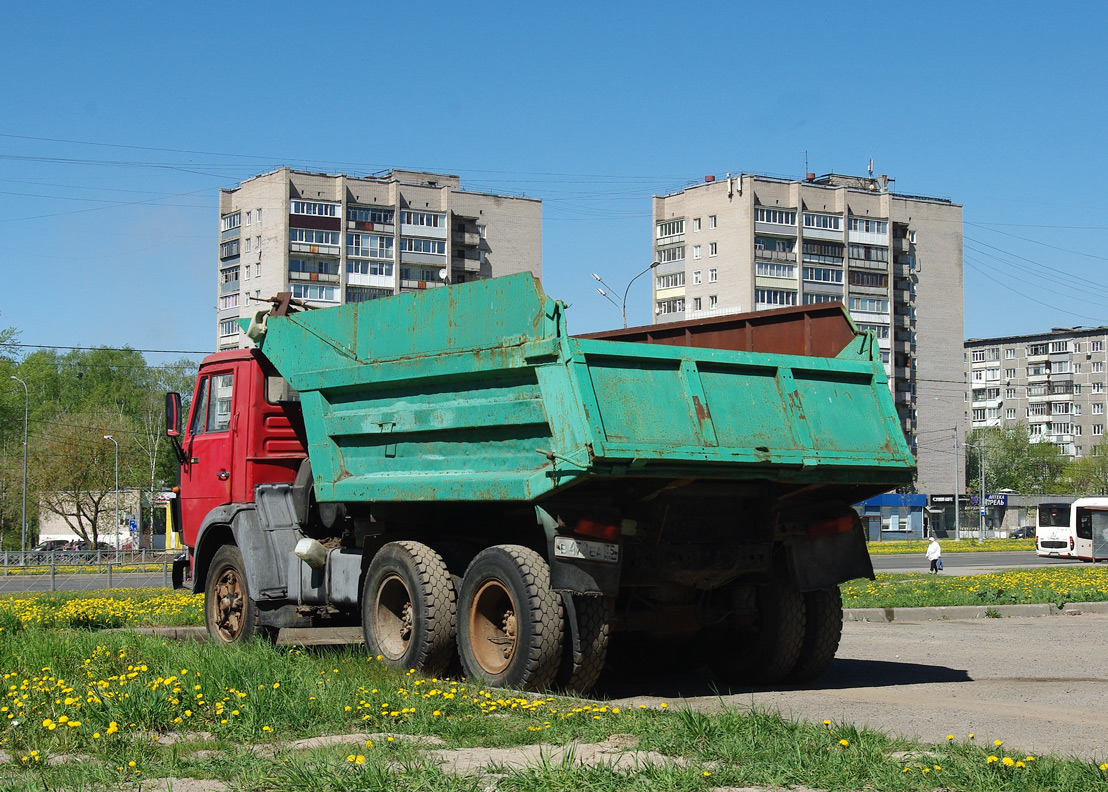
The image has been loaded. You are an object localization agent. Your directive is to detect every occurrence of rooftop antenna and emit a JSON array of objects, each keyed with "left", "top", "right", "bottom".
[
  {"left": 803, "top": 150, "right": 809, "bottom": 177},
  {"left": 868, "top": 158, "right": 874, "bottom": 176}
]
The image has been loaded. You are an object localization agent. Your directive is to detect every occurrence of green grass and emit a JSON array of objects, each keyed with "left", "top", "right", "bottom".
[
  {"left": 867, "top": 538, "right": 1035, "bottom": 554},
  {"left": 843, "top": 565, "right": 1108, "bottom": 609},
  {"left": 2, "top": 629, "right": 1107, "bottom": 790}
]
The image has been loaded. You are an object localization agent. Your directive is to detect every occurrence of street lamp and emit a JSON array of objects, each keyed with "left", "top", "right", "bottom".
[
  {"left": 10, "top": 376, "right": 27, "bottom": 554},
  {"left": 103, "top": 435, "right": 119, "bottom": 550},
  {"left": 591, "top": 261, "right": 660, "bottom": 328}
]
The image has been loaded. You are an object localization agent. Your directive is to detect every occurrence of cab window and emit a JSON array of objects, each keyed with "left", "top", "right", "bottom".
[{"left": 189, "top": 373, "right": 234, "bottom": 435}]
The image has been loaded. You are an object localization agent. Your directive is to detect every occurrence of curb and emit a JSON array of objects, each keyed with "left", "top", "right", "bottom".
[{"left": 844, "top": 600, "right": 1108, "bottom": 622}]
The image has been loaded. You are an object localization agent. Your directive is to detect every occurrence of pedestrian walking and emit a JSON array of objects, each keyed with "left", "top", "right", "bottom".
[{"left": 925, "top": 536, "right": 942, "bottom": 573}]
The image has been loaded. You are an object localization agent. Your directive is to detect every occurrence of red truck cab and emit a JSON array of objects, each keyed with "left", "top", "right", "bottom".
[{"left": 173, "top": 349, "right": 306, "bottom": 553}]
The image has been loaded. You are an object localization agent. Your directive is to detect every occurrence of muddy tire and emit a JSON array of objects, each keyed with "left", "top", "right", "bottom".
[
  {"left": 710, "top": 579, "right": 806, "bottom": 685},
  {"left": 786, "top": 587, "right": 843, "bottom": 683},
  {"left": 458, "top": 545, "right": 563, "bottom": 691},
  {"left": 205, "top": 545, "right": 262, "bottom": 643},
  {"left": 557, "top": 594, "right": 610, "bottom": 694},
  {"left": 362, "top": 541, "right": 457, "bottom": 677}
]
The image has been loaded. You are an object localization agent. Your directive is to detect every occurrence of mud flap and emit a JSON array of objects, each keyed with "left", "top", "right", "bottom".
[{"left": 787, "top": 524, "right": 874, "bottom": 592}]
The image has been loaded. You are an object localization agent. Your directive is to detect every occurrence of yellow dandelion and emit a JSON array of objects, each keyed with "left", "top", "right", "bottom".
[
  {"left": 994, "top": 739, "right": 1003, "bottom": 747},
  {"left": 946, "top": 734, "right": 954, "bottom": 740},
  {"left": 703, "top": 771, "right": 711, "bottom": 777},
  {"left": 839, "top": 739, "right": 850, "bottom": 747},
  {"left": 1003, "top": 757, "right": 1015, "bottom": 767},
  {"left": 1016, "top": 761, "right": 1026, "bottom": 768},
  {"left": 987, "top": 755, "right": 998, "bottom": 764}
]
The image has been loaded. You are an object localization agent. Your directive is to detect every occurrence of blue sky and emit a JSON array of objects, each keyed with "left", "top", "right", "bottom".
[{"left": 2, "top": 2, "right": 1107, "bottom": 366}]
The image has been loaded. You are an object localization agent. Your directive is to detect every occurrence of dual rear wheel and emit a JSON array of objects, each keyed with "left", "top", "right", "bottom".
[{"left": 362, "top": 542, "right": 609, "bottom": 692}]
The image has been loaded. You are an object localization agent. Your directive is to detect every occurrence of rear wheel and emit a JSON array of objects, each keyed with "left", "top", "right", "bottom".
[
  {"left": 458, "top": 545, "right": 563, "bottom": 691},
  {"left": 205, "top": 545, "right": 262, "bottom": 643},
  {"left": 786, "top": 587, "right": 843, "bottom": 683},
  {"left": 710, "top": 579, "right": 806, "bottom": 685},
  {"left": 362, "top": 541, "right": 456, "bottom": 677},
  {"left": 556, "top": 594, "right": 610, "bottom": 694}
]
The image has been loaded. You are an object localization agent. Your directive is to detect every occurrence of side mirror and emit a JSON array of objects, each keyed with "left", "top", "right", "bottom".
[{"left": 165, "top": 392, "right": 182, "bottom": 438}]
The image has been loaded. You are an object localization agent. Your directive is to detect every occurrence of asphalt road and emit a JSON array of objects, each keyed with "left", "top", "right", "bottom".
[
  {"left": 602, "top": 612, "right": 1108, "bottom": 762},
  {"left": 870, "top": 550, "right": 1086, "bottom": 574}
]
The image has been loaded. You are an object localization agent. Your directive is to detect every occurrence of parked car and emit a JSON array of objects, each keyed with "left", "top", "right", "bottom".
[
  {"left": 1010, "top": 526, "right": 1036, "bottom": 539},
  {"left": 31, "top": 540, "right": 72, "bottom": 553}
]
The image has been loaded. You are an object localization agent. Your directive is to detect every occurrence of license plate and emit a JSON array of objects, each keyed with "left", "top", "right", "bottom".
[{"left": 554, "top": 535, "right": 619, "bottom": 564}]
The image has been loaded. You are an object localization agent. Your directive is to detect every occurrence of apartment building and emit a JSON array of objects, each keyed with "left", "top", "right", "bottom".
[
  {"left": 216, "top": 168, "right": 542, "bottom": 349},
  {"left": 965, "top": 327, "right": 1108, "bottom": 457},
  {"left": 651, "top": 171, "right": 964, "bottom": 495}
]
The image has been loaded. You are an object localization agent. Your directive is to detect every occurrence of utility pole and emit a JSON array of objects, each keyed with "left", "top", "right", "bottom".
[
  {"left": 978, "top": 435, "right": 987, "bottom": 544},
  {"left": 953, "top": 428, "right": 961, "bottom": 541},
  {"left": 592, "top": 261, "right": 660, "bottom": 328}
]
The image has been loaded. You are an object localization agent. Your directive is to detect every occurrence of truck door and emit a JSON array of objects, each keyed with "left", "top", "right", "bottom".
[{"left": 181, "top": 371, "right": 236, "bottom": 540}]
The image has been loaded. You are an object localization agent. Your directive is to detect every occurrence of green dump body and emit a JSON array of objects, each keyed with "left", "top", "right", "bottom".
[{"left": 252, "top": 274, "right": 915, "bottom": 504}]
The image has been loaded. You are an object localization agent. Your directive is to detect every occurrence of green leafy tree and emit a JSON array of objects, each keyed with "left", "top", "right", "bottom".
[
  {"left": 1065, "top": 443, "right": 1108, "bottom": 495},
  {"left": 965, "top": 423, "right": 1068, "bottom": 495}
]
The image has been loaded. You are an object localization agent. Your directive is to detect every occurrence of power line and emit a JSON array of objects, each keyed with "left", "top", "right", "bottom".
[{"left": 5, "top": 343, "right": 208, "bottom": 356}]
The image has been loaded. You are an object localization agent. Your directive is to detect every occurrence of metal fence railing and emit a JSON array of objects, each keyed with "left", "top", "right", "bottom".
[{"left": 0, "top": 550, "right": 176, "bottom": 593}]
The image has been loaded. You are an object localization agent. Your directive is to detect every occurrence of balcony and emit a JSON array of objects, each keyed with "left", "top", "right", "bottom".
[
  {"left": 453, "top": 231, "right": 481, "bottom": 247},
  {"left": 289, "top": 271, "right": 339, "bottom": 284},
  {"left": 754, "top": 248, "right": 796, "bottom": 263},
  {"left": 219, "top": 280, "right": 239, "bottom": 294}
]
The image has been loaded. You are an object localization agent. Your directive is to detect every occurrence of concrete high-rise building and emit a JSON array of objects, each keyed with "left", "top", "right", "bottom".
[
  {"left": 965, "top": 326, "right": 1108, "bottom": 458},
  {"left": 217, "top": 168, "right": 542, "bottom": 350},
  {"left": 651, "top": 171, "right": 964, "bottom": 497}
]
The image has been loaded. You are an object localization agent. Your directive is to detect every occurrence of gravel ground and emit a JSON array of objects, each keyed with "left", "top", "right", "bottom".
[{"left": 605, "top": 612, "right": 1108, "bottom": 762}]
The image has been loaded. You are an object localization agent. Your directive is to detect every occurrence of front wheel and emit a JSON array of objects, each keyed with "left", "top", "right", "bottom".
[
  {"left": 457, "top": 545, "right": 563, "bottom": 691},
  {"left": 362, "top": 541, "right": 457, "bottom": 677},
  {"left": 205, "top": 545, "right": 263, "bottom": 643}
]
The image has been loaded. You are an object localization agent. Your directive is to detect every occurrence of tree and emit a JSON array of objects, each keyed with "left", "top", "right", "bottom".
[
  {"left": 29, "top": 407, "right": 142, "bottom": 547},
  {"left": 1065, "top": 443, "right": 1108, "bottom": 495},
  {"left": 966, "top": 423, "right": 1068, "bottom": 495}
]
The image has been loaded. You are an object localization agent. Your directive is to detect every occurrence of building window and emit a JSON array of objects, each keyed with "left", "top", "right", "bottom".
[
  {"left": 244, "top": 237, "right": 251, "bottom": 253},
  {"left": 709, "top": 215, "right": 716, "bottom": 229},
  {"left": 1006, "top": 387, "right": 1017, "bottom": 399},
  {"left": 218, "top": 293, "right": 239, "bottom": 310},
  {"left": 347, "top": 260, "right": 394, "bottom": 276},
  {"left": 709, "top": 242, "right": 717, "bottom": 257},
  {"left": 848, "top": 244, "right": 889, "bottom": 263},
  {"left": 1027, "top": 343, "right": 1048, "bottom": 356},
  {"left": 400, "top": 238, "right": 446, "bottom": 255},
  {"left": 348, "top": 206, "right": 395, "bottom": 225},
  {"left": 1006, "top": 408, "right": 1016, "bottom": 419},
  {"left": 692, "top": 218, "right": 701, "bottom": 232},
  {"left": 1005, "top": 368, "right": 1016, "bottom": 379},
  {"left": 219, "top": 239, "right": 240, "bottom": 259},
  {"left": 803, "top": 267, "right": 843, "bottom": 284},
  {"left": 972, "top": 350, "right": 986, "bottom": 362},
  {"left": 1095, "top": 425, "right": 1105, "bottom": 436},
  {"left": 803, "top": 213, "right": 841, "bottom": 231},
  {"left": 693, "top": 270, "right": 702, "bottom": 284},
  {"left": 289, "top": 229, "right": 339, "bottom": 246},
  {"left": 656, "top": 272, "right": 685, "bottom": 289},
  {"left": 693, "top": 297, "right": 702, "bottom": 311},
  {"left": 801, "top": 241, "right": 844, "bottom": 264},
  {"left": 656, "top": 297, "right": 685, "bottom": 314},
  {"left": 219, "top": 319, "right": 238, "bottom": 337},
  {"left": 755, "top": 288, "right": 797, "bottom": 306},
  {"left": 346, "top": 286, "right": 392, "bottom": 302},
  {"left": 219, "top": 266, "right": 239, "bottom": 284},
  {"left": 1094, "top": 340, "right": 1105, "bottom": 352},
  {"left": 1095, "top": 403, "right": 1105, "bottom": 415},
  {"left": 848, "top": 218, "right": 888, "bottom": 234},
  {"left": 755, "top": 208, "right": 796, "bottom": 226},
  {"left": 657, "top": 245, "right": 685, "bottom": 263},
  {"left": 973, "top": 409, "right": 986, "bottom": 421},
  {"left": 1094, "top": 361, "right": 1105, "bottom": 373},
  {"left": 402, "top": 211, "right": 446, "bottom": 227},
  {"left": 1050, "top": 340, "right": 1070, "bottom": 353},
  {"left": 221, "top": 212, "right": 241, "bottom": 232},
  {"left": 1005, "top": 348, "right": 1015, "bottom": 359},
  {"left": 347, "top": 233, "right": 394, "bottom": 259},
  {"left": 708, "top": 268, "right": 717, "bottom": 283},
  {"left": 857, "top": 323, "right": 890, "bottom": 339},
  {"left": 290, "top": 258, "right": 338, "bottom": 275},
  {"left": 256, "top": 208, "right": 262, "bottom": 223},
  {"left": 1095, "top": 382, "right": 1106, "bottom": 394},
  {"left": 290, "top": 200, "right": 339, "bottom": 217},
  {"left": 693, "top": 245, "right": 702, "bottom": 259},
  {"left": 849, "top": 297, "right": 889, "bottom": 313},
  {"left": 709, "top": 295, "right": 718, "bottom": 309},
  {"left": 245, "top": 211, "right": 252, "bottom": 227},
  {"left": 656, "top": 219, "right": 685, "bottom": 238},
  {"left": 290, "top": 283, "right": 339, "bottom": 302},
  {"left": 804, "top": 293, "right": 840, "bottom": 304},
  {"left": 755, "top": 262, "right": 796, "bottom": 279}
]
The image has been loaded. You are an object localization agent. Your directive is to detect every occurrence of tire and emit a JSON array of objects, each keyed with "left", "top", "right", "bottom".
[
  {"left": 710, "top": 578, "right": 806, "bottom": 685},
  {"left": 457, "top": 545, "right": 564, "bottom": 691},
  {"left": 205, "top": 545, "right": 262, "bottom": 643},
  {"left": 362, "top": 541, "right": 457, "bottom": 677},
  {"left": 786, "top": 587, "right": 843, "bottom": 683},
  {"left": 557, "top": 594, "right": 610, "bottom": 694}
]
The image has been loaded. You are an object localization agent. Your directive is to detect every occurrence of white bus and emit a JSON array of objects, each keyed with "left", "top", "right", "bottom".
[
  {"left": 1036, "top": 502, "right": 1074, "bottom": 558},
  {"left": 1071, "top": 497, "right": 1108, "bottom": 562}
]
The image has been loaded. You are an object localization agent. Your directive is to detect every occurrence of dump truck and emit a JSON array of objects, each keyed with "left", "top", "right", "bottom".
[{"left": 167, "top": 274, "right": 914, "bottom": 693}]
